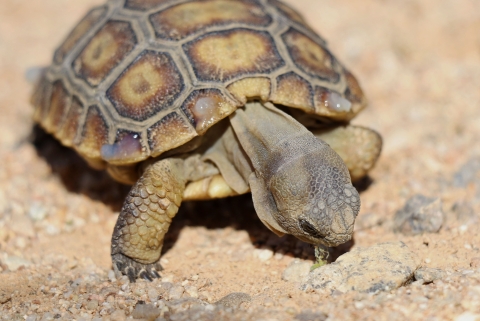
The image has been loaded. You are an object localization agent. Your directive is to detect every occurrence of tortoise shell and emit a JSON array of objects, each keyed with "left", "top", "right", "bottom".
[{"left": 31, "top": 0, "right": 366, "bottom": 167}]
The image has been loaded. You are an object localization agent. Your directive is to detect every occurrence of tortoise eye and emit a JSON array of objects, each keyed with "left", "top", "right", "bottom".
[{"left": 299, "top": 219, "right": 327, "bottom": 239}]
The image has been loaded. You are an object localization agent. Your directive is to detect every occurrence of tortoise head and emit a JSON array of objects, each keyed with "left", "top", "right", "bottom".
[
  {"left": 267, "top": 145, "right": 360, "bottom": 246},
  {"left": 230, "top": 101, "right": 360, "bottom": 247}
]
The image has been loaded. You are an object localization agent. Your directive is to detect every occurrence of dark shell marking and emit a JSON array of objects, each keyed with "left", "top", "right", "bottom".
[{"left": 32, "top": 0, "right": 366, "bottom": 165}]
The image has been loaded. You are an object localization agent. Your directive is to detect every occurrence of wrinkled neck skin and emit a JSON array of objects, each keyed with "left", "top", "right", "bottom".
[{"left": 229, "top": 102, "right": 360, "bottom": 247}]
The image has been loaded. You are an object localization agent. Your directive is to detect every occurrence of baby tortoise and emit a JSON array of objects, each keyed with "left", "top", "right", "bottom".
[{"left": 31, "top": 0, "right": 382, "bottom": 281}]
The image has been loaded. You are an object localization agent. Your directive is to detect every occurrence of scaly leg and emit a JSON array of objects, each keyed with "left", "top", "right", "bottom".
[{"left": 111, "top": 158, "right": 185, "bottom": 282}]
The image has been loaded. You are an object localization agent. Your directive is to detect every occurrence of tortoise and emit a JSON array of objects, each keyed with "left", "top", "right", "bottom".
[{"left": 31, "top": 0, "right": 382, "bottom": 281}]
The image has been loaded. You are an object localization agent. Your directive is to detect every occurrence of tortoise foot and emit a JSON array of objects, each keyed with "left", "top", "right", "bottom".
[{"left": 112, "top": 253, "right": 163, "bottom": 282}]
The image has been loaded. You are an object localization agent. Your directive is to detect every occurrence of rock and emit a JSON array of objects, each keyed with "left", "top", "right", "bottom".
[
  {"left": 131, "top": 303, "right": 160, "bottom": 320},
  {"left": 414, "top": 267, "right": 445, "bottom": 284},
  {"left": 282, "top": 259, "right": 311, "bottom": 283},
  {"left": 214, "top": 292, "right": 251, "bottom": 309},
  {"left": 393, "top": 195, "right": 444, "bottom": 235},
  {"left": 301, "top": 242, "right": 420, "bottom": 294},
  {"left": 453, "top": 157, "right": 480, "bottom": 188}
]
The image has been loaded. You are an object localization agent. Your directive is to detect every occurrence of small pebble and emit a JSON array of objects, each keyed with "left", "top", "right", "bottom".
[
  {"left": 274, "top": 253, "right": 284, "bottom": 260},
  {"left": 85, "top": 300, "right": 99, "bottom": 310},
  {"left": 168, "top": 285, "right": 184, "bottom": 300},
  {"left": 282, "top": 259, "right": 311, "bottom": 283},
  {"left": 414, "top": 268, "right": 445, "bottom": 284},
  {"left": 108, "top": 270, "right": 117, "bottom": 282},
  {"left": 40, "top": 312, "right": 54, "bottom": 321},
  {"left": 110, "top": 309, "right": 127, "bottom": 321},
  {"left": 205, "top": 304, "right": 216, "bottom": 312},
  {"left": 190, "top": 274, "right": 199, "bottom": 281},
  {"left": 131, "top": 303, "right": 160, "bottom": 320},
  {"left": 184, "top": 285, "right": 199, "bottom": 298},
  {"left": 3, "top": 255, "right": 31, "bottom": 271},
  {"left": 215, "top": 292, "right": 252, "bottom": 309},
  {"left": 455, "top": 312, "right": 480, "bottom": 321},
  {"left": 167, "top": 298, "right": 205, "bottom": 314},
  {"left": 393, "top": 195, "right": 444, "bottom": 235},
  {"left": 255, "top": 249, "right": 274, "bottom": 261},
  {"left": 450, "top": 202, "right": 476, "bottom": 224},
  {"left": 453, "top": 157, "right": 480, "bottom": 188},
  {"left": 470, "top": 257, "right": 480, "bottom": 268},
  {"left": 147, "top": 288, "right": 159, "bottom": 302},
  {"left": 294, "top": 310, "right": 328, "bottom": 321}
]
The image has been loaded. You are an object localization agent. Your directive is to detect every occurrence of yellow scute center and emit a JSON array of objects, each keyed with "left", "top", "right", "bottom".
[
  {"left": 116, "top": 60, "right": 164, "bottom": 106},
  {"left": 196, "top": 31, "right": 267, "bottom": 74},
  {"left": 163, "top": 1, "right": 260, "bottom": 31},
  {"left": 82, "top": 31, "right": 118, "bottom": 72},
  {"left": 290, "top": 34, "right": 331, "bottom": 68}
]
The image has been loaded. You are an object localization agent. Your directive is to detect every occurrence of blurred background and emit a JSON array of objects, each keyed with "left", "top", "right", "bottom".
[{"left": 1, "top": 0, "right": 480, "bottom": 319}]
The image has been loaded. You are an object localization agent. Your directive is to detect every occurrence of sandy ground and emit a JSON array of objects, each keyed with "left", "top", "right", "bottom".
[{"left": 1, "top": 0, "right": 480, "bottom": 320}]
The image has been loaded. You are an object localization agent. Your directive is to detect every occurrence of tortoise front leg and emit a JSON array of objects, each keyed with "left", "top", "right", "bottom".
[{"left": 111, "top": 158, "right": 185, "bottom": 282}]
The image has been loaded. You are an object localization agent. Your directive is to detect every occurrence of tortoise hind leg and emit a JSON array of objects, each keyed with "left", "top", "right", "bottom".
[{"left": 111, "top": 158, "right": 185, "bottom": 282}]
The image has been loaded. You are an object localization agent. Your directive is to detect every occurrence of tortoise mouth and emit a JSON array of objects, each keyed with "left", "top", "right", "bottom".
[{"left": 296, "top": 216, "right": 354, "bottom": 247}]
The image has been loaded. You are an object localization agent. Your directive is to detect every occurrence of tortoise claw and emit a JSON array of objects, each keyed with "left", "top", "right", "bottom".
[{"left": 112, "top": 253, "right": 163, "bottom": 282}]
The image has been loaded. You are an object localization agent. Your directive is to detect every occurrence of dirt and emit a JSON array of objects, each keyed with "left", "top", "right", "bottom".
[{"left": 1, "top": 0, "right": 480, "bottom": 320}]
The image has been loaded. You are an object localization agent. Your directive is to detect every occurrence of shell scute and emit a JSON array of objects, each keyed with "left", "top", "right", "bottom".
[
  {"left": 183, "top": 28, "right": 284, "bottom": 82},
  {"left": 227, "top": 77, "right": 271, "bottom": 104},
  {"left": 344, "top": 70, "right": 366, "bottom": 107},
  {"left": 106, "top": 50, "right": 185, "bottom": 122},
  {"left": 58, "top": 96, "right": 84, "bottom": 147},
  {"left": 54, "top": 6, "right": 107, "bottom": 65},
  {"left": 101, "top": 130, "right": 145, "bottom": 164},
  {"left": 149, "top": 0, "right": 271, "bottom": 41},
  {"left": 44, "top": 80, "right": 71, "bottom": 133},
  {"left": 148, "top": 112, "right": 197, "bottom": 157},
  {"left": 282, "top": 27, "right": 340, "bottom": 83},
  {"left": 31, "top": 74, "right": 53, "bottom": 123},
  {"left": 76, "top": 105, "right": 109, "bottom": 160},
  {"left": 73, "top": 20, "right": 137, "bottom": 87},
  {"left": 181, "top": 89, "right": 238, "bottom": 134},
  {"left": 271, "top": 72, "right": 313, "bottom": 109},
  {"left": 314, "top": 87, "right": 355, "bottom": 119}
]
